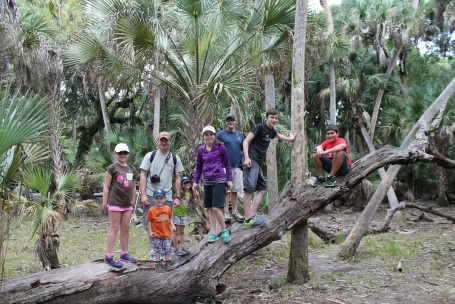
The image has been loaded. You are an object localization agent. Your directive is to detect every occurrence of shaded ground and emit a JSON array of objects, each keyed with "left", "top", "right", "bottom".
[{"left": 210, "top": 201, "right": 455, "bottom": 304}]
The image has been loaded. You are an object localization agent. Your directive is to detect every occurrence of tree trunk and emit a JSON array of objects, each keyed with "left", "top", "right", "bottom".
[
  {"left": 265, "top": 73, "right": 278, "bottom": 211},
  {"left": 98, "top": 79, "right": 109, "bottom": 133},
  {"left": 2, "top": 142, "right": 450, "bottom": 303},
  {"left": 359, "top": 123, "right": 400, "bottom": 209},
  {"left": 320, "top": 0, "right": 336, "bottom": 125},
  {"left": 288, "top": 0, "right": 309, "bottom": 285},
  {"left": 339, "top": 77, "right": 455, "bottom": 258},
  {"left": 153, "top": 88, "right": 161, "bottom": 139},
  {"left": 286, "top": 220, "right": 309, "bottom": 284}
]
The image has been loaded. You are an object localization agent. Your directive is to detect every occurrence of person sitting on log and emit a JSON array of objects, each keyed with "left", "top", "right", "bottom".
[{"left": 312, "top": 124, "right": 353, "bottom": 187}]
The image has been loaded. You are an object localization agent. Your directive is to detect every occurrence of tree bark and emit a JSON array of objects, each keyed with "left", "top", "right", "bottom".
[
  {"left": 265, "top": 73, "right": 278, "bottom": 211},
  {"left": 2, "top": 141, "right": 451, "bottom": 303},
  {"left": 286, "top": 220, "right": 309, "bottom": 284},
  {"left": 98, "top": 79, "right": 109, "bottom": 133},
  {"left": 288, "top": 0, "right": 310, "bottom": 285},
  {"left": 320, "top": 0, "right": 336, "bottom": 125}
]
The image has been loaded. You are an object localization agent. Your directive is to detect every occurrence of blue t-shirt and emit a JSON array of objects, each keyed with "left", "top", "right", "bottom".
[{"left": 217, "top": 129, "right": 244, "bottom": 168}]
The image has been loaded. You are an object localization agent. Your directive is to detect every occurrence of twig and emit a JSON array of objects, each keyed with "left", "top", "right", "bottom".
[
  {"left": 415, "top": 284, "right": 430, "bottom": 292},
  {"left": 423, "top": 280, "right": 439, "bottom": 286},
  {"left": 324, "top": 299, "right": 347, "bottom": 304}
]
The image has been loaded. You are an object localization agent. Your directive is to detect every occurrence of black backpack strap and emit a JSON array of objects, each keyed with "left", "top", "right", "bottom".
[
  {"left": 149, "top": 150, "right": 157, "bottom": 163},
  {"left": 150, "top": 150, "right": 178, "bottom": 175}
]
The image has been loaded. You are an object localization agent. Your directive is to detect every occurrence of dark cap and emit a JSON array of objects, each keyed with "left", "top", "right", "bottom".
[
  {"left": 153, "top": 188, "right": 166, "bottom": 198},
  {"left": 226, "top": 113, "right": 236, "bottom": 121}
]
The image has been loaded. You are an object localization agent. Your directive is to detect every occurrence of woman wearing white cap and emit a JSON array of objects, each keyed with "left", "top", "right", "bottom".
[
  {"left": 102, "top": 143, "right": 139, "bottom": 268},
  {"left": 193, "top": 126, "right": 233, "bottom": 244}
]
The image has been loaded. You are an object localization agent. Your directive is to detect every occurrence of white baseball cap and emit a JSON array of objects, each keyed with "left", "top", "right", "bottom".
[
  {"left": 114, "top": 143, "right": 129, "bottom": 153},
  {"left": 201, "top": 125, "right": 216, "bottom": 136}
]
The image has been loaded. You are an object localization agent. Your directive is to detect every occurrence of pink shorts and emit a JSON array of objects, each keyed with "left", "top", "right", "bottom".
[{"left": 108, "top": 205, "right": 133, "bottom": 212}]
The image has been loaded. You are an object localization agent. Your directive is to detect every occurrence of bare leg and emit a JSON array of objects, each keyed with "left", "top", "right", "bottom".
[
  {"left": 209, "top": 207, "right": 226, "bottom": 232},
  {"left": 223, "top": 193, "right": 231, "bottom": 213},
  {"left": 312, "top": 153, "right": 324, "bottom": 177},
  {"left": 178, "top": 225, "right": 185, "bottom": 248},
  {"left": 249, "top": 189, "right": 266, "bottom": 218},
  {"left": 230, "top": 192, "right": 239, "bottom": 212},
  {"left": 242, "top": 190, "right": 253, "bottom": 219},
  {"left": 329, "top": 151, "right": 343, "bottom": 176},
  {"left": 119, "top": 210, "right": 132, "bottom": 252},
  {"left": 107, "top": 211, "right": 121, "bottom": 254}
]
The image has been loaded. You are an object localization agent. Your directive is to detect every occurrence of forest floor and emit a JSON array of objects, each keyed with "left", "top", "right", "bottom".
[
  {"left": 4, "top": 201, "right": 455, "bottom": 304},
  {"left": 210, "top": 201, "right": 455, "bottom": 304}
]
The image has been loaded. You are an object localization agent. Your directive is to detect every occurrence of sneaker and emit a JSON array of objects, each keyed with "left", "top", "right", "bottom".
[
  {"left": 221, "top": 230, "right": 230, "bottom": 243},
  {"left": 119, "top": 252, "right": 137, "bottom": 263},
  {"left": 174, "top": 248, "right": 186, "bottom": 256},
  {"left": 313, "top": 176, "right": 326, "bottom": 187},
  {"left": 181, "top": 247, "right": 191, "bottom": 255},
  {"left": 207, "top": 232, "right": 219, "bottom": 243},
  {"left": 243, "top": 215, "right": 266, "bottom": 228},
  {"left": 231, "top": 211, "right": 245, "bottom": 222},
  {"left": 323, "top": 176, "right": 336, "bottom": 187},
  {"left": 104, "top": 255, "right": 123, "bottom": 268},
  {"left": 155, "top": 262, "right": 165, "bottom": 273},
  {"left": 224, "top": 211, "right": 231, "bottom": 222},
  {"left": 165, "top": 261, "right": 174, "bottom": 271}
]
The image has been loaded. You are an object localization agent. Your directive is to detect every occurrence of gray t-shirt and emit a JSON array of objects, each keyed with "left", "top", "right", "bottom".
[{"left": 140, "top": 150, "right": 184, "bottom": 201}]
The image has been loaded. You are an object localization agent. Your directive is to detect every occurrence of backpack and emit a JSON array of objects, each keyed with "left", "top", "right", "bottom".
[{"left": 150, "top": 150, "right": 177, "bottom": 174}]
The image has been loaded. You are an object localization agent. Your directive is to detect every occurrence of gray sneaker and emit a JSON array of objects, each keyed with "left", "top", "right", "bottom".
[
  {"left": 224, "top": 211, "right": 231, "bottom": 222},
  {"left": 231, "top": 211, "right": 245, "bottom": 222},
  {"left": 165, "top": 261, "right": 174, "bottom": 271},
  {"left": 243, "top": 215, "right": 266, "bottom": 228},
  {"left": 155, "top": 262, "right": 165, "bottom": 273}
]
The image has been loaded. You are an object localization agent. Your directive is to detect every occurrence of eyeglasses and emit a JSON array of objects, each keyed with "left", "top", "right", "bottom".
[
  {"left": 117, "top": 151, "right": 129, "bottom": 155},
  {"left": 226, "top": 119, "right": 235, "bottom": 123}
]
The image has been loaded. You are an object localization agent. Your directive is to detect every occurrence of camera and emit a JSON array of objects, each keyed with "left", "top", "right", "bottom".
[{"left": 150, "top": 174, "right": 160, "bottom": 183}]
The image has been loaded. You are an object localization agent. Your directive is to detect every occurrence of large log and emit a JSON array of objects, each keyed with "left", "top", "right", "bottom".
[{"left": 1, "top": 144, "right": 448, "bottom": 304}]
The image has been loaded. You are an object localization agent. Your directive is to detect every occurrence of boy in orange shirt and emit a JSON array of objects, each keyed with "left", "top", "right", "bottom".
[
  {"left": 312, "top": 125, "right": 353, "bottom": 187},
  {"left": 146, "top": 188, "right": 176, "bottom": 272}
]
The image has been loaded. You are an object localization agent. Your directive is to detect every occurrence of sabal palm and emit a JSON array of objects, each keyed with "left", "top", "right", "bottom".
[{"left": 0, "top": 88, "right": 50, "bottom": 279}]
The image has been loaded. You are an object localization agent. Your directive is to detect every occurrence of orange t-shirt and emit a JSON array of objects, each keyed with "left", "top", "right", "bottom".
[{"left": 146, "top": 205, "right": 173, "bottom": 238}]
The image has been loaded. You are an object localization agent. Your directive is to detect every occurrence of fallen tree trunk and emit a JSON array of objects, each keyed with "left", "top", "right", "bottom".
[
  {"left": 1, "top": 144, "right": 451, "bottom": 304},
  {"left": 378, "top": 201, "right": 455, "bottom": 232}
]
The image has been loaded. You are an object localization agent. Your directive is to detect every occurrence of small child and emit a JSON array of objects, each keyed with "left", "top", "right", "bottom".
[
  {"left": 146, "top": 188, "right": 176, "bottom": 273},
  {"left": 173, "top": 176, "right": 200, "bottom": 256}
]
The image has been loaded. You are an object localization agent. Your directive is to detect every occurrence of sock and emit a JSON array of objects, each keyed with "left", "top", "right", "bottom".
[
  {"left": 121, "top": 250, "right": 128, "bottom": 255},
  {"left": 106, "top": 253, "right": 114, "bottom": 259}
]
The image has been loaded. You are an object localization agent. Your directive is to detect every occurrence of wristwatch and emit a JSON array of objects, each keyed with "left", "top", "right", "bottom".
[{"left": 174, "top": 196, "right": 180, "bottom": 200}]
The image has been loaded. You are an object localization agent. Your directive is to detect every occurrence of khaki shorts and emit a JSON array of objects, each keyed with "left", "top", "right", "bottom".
[{"left": 226, "top": 168, "right": 243, "bottom": 194}]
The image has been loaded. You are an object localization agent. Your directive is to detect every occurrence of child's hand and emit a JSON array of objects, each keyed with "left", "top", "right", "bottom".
[
  {"left": 172, "top": 224, "right": 176, "bottom": 231},
  {"left": 173, "top": 200, "right": 180, "bottom": 207},
  {"left": 149, "top": 231, "right": 155, "bottom": 238},
  {"left": 227, "top": 181, "right": 233, "bottom": 190}
]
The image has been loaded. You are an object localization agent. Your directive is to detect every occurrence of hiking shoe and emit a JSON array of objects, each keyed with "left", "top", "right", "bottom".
[
  {"left": 323, "top": 176, "right": 336, "bottom": 187},
  {"left": 165, "top": 261, "right": 174, "bottom": 271},
  {"left": 243, "top": 215, "right": 266, "bottom": 228},
  {"left": 174, "top": 248, "right": 186, "bottom": 256},
  {"left": 207, "top": 233, "right": 219, "bottom": 243},
  {"left": 120, "top": 252, "right": 137, "bottom": 263},
  {"left": 104, "top": 255, "right": 123, "bottom": 268},
  {"left": 155, "top": 262, "right": 165, "bottom": 273},
  {"left": 224, "top": 211, "right": 231, "bottom": 222},
  {"left": 231, "top": 211, "right": 245, "bottom": 222},
  {"left": 221, "top": 230, "right": 230, "bottom": 243},
  {"left": 181, "top": 247, "right": 191, "bottom": 255},
  {"left": 313, "top": 176, "right": 326, "bottom": 187}
]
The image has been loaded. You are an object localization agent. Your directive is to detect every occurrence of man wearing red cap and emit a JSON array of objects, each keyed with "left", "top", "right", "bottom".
[{"left": 140, "top": 131, "right": 184, "bottom": 247}]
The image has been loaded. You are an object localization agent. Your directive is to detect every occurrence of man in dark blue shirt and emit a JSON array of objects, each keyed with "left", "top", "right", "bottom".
[{"left": 217, "top": 113, "right": 245, "bottom": 223}]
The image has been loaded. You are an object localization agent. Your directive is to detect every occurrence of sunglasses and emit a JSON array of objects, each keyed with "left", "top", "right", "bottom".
[
  {"left": 226, "top": 119, "right": 235, "bottom": 122},
  {"left": 117, "top": 151, "right": 129, "bottom": 155}
]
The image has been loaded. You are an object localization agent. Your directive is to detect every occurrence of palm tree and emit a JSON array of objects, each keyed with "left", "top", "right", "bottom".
[{"left": 0, "top": 87, "right": 50, "bottom": 283}]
